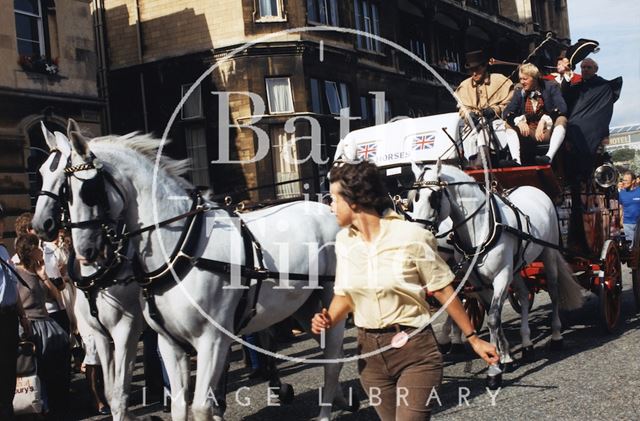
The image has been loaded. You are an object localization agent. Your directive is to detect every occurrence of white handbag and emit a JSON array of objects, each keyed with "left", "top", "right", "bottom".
[{"left": 13, "top": 341, "right": 44, "bottom": 415}]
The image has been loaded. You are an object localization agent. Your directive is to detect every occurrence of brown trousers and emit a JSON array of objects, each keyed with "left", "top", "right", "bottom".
[{"left": 357, "top": 327, "right": 443, "bottom": 421}]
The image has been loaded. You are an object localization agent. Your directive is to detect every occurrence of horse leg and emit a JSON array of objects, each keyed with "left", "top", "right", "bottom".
[
  {"left": 436, "top": 316, "right": 453, "bottom": 354},
  {"left": 512, "top": 275, "right": 534, "bottom": 361},
  {"left": 294, "top": 298, "right": 351, "bottom": 418},
  {"left": 486, "top": 268, "right": 513, "bottom": 388},
  {"left": 543, "top": 249, "right": 564, "bottom": 347},
  {"left": 157, "top": 335, "right": 191, "bottom": 421},
  {"left": 109, "top": 319, "right": 143, "bottom": 421},
  {"left": 191, "top": 334, "right": 233, "bottom": 421}
]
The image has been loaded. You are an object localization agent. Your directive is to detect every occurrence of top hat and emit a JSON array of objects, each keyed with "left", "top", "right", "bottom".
[{"left": 464, "top": 50, "right": 487, "bottom": 69}]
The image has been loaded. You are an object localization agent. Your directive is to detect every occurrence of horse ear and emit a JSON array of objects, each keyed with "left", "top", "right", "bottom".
[
  {"left": 67, "top": 119, "right": 89, "bottom": 157},
  {"left": 410, "top": 161, "right": 422, "bottom": 180},
  {"left": 40, "top": 122, "right": 56, "bottom": 151},
  {"left": 54, "top": 132, "right": 71, "bottom": 156}
]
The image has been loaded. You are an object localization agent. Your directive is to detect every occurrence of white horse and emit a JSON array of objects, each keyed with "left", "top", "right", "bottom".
[
  {"left": 408, "top": 162, "right": 584, "bottom": 386},
  {"left": 31, "top": 124, "right": 144, "bottom": 421},
  {"left": 60, "top": 121, "right": 349, "bottom": 421}
]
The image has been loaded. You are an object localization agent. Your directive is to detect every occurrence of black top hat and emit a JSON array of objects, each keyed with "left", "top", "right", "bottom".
[{"left": 464, "top": 50, "right": 487, "bottom": 69}]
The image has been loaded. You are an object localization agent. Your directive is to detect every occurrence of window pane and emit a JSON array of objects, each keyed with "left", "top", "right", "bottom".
[
  {"left": 259, "top": 0, "right": 279, "bottom": 17},
  {"left": 14, "top": 0, "right": 39, "bottom": 14},
  {"left": 319, "top": 0, "right": 328, "bottom": 23},
  {"left": 324, "top": 81, "right": 341, "bottom": 115},
  {"left": 339, "top": 83, "right": 349, "bottom": 110},
  {"left": 354, "top": 0, "right": 363, "bottom": 48},
  {"left": 181, "top": 84, "right": 202, "bottom": 119},
  {"left": 307, "top": 0, "right": 318, "bottom": 21},
  {"left": 17, "top": 39, "right": 40, "bottom": 56},
  {"left": 329, "top": 0, "right": 339, "bottom": 25},
  {"left": 360, "top": 96, "right": 369, "bottom": 120},
  {"left": 266, "top": 77, "right": 294, "bottom": 113},
  {"left": 185, "top": 127, "right": 209, "bottom": 187},
  {"left": 15, "top": 14, "right": 40, "bottom": 42},
  {"left": 310, "top": 78, "right": 322, "bottom": 113},
  {"left": 272, "top": 127, "right": 301, "bottom": 198},
  {"left": 371, "top": 3, "right": 380, "bottom": 51}
]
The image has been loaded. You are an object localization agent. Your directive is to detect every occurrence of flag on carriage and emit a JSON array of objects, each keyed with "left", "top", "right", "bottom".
[
  {"left": 413, "top": 133, "right": 436, "bottom": 151},
  {"left": 357, "top": 142, "right": 378, "bottom": 160}
]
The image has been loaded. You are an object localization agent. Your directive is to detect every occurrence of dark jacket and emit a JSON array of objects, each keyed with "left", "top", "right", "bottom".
[{"left": 503, "top": 79, "right": 568, "bottom": 127}]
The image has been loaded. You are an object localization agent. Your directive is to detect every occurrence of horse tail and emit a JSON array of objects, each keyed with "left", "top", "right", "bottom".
[{"left": 553, "top": 250, "right": 585, "bottom": 310}]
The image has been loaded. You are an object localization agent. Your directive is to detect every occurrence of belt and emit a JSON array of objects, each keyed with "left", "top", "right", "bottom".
[
  {"left": 358, "top": 324, "right": 418, "bottom": 334},
  {"left": 0, "top": 304, "right": 17, "bottom": 315}
]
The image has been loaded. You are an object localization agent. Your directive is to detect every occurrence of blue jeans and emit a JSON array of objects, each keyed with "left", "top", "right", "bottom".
[{"left": 624, "top": 223, "right": 636, "bottom": 247}]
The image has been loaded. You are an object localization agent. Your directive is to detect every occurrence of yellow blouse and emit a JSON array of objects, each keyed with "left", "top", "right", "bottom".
[{"left": 334, "top": 211, "right": 454, "bottom": 329}]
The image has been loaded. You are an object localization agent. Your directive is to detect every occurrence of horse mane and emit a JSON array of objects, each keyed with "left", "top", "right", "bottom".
[{"left": 89, "top": 133, "right": 193, "bottom": 185}]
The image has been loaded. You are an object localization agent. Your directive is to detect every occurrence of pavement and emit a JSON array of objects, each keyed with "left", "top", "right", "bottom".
[{"left": 71, "top": 268, "right": 640, "bottom": 420}]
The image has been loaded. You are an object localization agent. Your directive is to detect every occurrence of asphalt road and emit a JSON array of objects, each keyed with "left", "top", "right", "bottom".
[{"left": 73, "top": 267, "right": 640, "bottom": 420}]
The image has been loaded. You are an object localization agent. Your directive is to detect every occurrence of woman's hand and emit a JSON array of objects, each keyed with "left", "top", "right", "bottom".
[
  {"left": 468, "top": 335, "right": 499, "bottom": 365},
  {"left": 517, "top": 121, "right": 530, "bottom": 137},
  {"left": 311, "top": 308, "right": 332, "bottom": 334},
  {"left": 535, "top": 125, "right": 546, "bottom": 142}
]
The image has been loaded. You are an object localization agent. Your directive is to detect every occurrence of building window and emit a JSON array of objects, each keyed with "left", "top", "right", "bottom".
[
  {"left": 15, "top": 0, "right": 45, "bottom": 56},
  {"left": 409, "top": 39, "right": 428, "bottom": 62},
  {"left": 354, "top": 0, "right": 381, "bottom": 52},
  {"left": 272, "top": 127, "right": 301, "bottom": 199},
  {"left": 184, "top": 127, "right": 209, "bottom": 187},
  {"left": 266, "top": 77, "right": 294, "bottom": 114},
  {"left": 307, "top": 0, "right": 339, "bottom": 25},
  {"left": 310, "top": 78, "right": 349, "bottom": 115},
  {"left": 181, "top": 84, "right": 203, "bottom": 120},
  {"left": 256, "top": 0, "right": 285, "bottom": 21},
  {"left": 360, "top": 94, "right": 391, "bottom": 124}
]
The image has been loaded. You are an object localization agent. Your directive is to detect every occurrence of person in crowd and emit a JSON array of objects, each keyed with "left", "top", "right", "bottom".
[
  {"left": 504, "top": 63, "right": 568, "bottom": 165},
  {"left": 563, "top": 58, "right": 623, "bottom": 180},
  {"left": 0, "top": 204, "right": 32, "bottom": 420},
  {"left": 81, "top": 334, "right": 110, "bottom": 415},
  {"left": 14, "top": 233, "right": 70, "bottom": 419},
  {"left": 456, "top": 50, "right": 521, "bottom": 167},
  {"left": 544, "top": 56, "right": 582, "bottom": 87},
  {"left": 311, "top": 161, "right": 498, "bottom": 421},
  {"left": 619, "top": 171, "right": 640, "bottom": 246}
]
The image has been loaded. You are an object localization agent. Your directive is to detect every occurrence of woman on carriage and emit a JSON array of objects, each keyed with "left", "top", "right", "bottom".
[
  {"left": 504, "top": 63, "right": 568, "bottom": 165},
  {"left": 311, "top": 161, "right": 498, "bottom": 421}
]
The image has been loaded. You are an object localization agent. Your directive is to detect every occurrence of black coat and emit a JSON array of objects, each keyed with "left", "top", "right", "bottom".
[{"left": 503, "top": 80, "right": 568, "bottom": 126}]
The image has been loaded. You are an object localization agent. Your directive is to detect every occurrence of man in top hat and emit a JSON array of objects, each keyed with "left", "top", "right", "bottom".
[{"left": 455, "top": 50, "right": 521, "bottom": 167}]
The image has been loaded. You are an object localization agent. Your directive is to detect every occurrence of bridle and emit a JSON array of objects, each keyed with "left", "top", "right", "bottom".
[{"left": 402, "top": 169, "right": 487, "bottom": 239}]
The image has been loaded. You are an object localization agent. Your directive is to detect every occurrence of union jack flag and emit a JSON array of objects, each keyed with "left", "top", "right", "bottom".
[
  {"left": 413, "top": 133, "right": 436, "bottom": 151},
  {"left": 357, "top": 142, "right": 377, "bottom": 160}
]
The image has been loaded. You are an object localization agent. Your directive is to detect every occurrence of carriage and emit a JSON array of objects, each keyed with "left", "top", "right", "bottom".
[{"left": 338, "top": 112, "right": 640, "bottom": 338}]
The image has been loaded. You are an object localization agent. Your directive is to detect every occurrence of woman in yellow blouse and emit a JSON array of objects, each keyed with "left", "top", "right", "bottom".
[{"left": 312, "top": 161, "right": 498, "bottom": 420}]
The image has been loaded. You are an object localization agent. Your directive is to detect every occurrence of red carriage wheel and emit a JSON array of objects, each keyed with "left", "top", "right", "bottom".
[
  {"left": 463, "top": 297, "right": 485, "bottom": 332},
  {"left": 599, "top": 240, "right": 622, "bottom": 333}
]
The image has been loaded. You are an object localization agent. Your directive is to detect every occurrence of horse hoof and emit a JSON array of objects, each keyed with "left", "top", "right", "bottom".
[
  {"left": 486, "top": 373, "right": 502, "bottom": 390},
  {"left": 278, "top": 383, "right": 295, "bottom": 404},
  {"left": 521, "top": 346, "right": 535, "bottom": 362},
  {"left": 438, "top": 342, "right": 452, "bottom": 354},
  {"left": 500, "top": 362, "right": 515, "bottom": 373},
  {"left": 450, "top": 343, "right": 466, "bottom": 354},
  {"left": 549, "top": 339, "right": 563, "bottom": 351}
]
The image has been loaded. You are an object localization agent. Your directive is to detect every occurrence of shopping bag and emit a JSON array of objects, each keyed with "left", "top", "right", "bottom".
[{"left": 13, "top": 341, "right": 44, "bottom": 415}]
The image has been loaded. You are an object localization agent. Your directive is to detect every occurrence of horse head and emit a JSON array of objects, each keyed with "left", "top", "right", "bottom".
[
  {"left": 408, "top": 160, "right": 451, "bottom": 232},
  {"left": 32, "top": 122, "right": 72, "bottom": 241},
  {"left": 65, "top": 119, "right": 126, "bottom": 265}
]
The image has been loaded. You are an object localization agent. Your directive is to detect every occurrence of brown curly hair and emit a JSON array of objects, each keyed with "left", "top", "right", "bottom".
[
  {"left": 329, "top": 161, "right": 392, "bottom": 215},
  {"left": 15, "top": 233, "right": 41, "bottom": 272},
  {"left": 14, "top": 212, "right": 33, "bottom": 236}
]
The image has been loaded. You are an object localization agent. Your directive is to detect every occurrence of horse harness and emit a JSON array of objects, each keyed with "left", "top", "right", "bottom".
[
  {"left": 54, "top": 152, "right": 334, "bottom": 345},
  {"left": 406, "top": 177, "right": 535, "bottom": 282}
]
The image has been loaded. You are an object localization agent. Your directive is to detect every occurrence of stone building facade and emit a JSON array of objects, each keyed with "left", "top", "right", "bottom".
[
  {"left": 0, "top": 0, "right": 104, "bottom": 245},
  {"left": 98, "top": 0, "right": 570, "bottom": 202}
]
